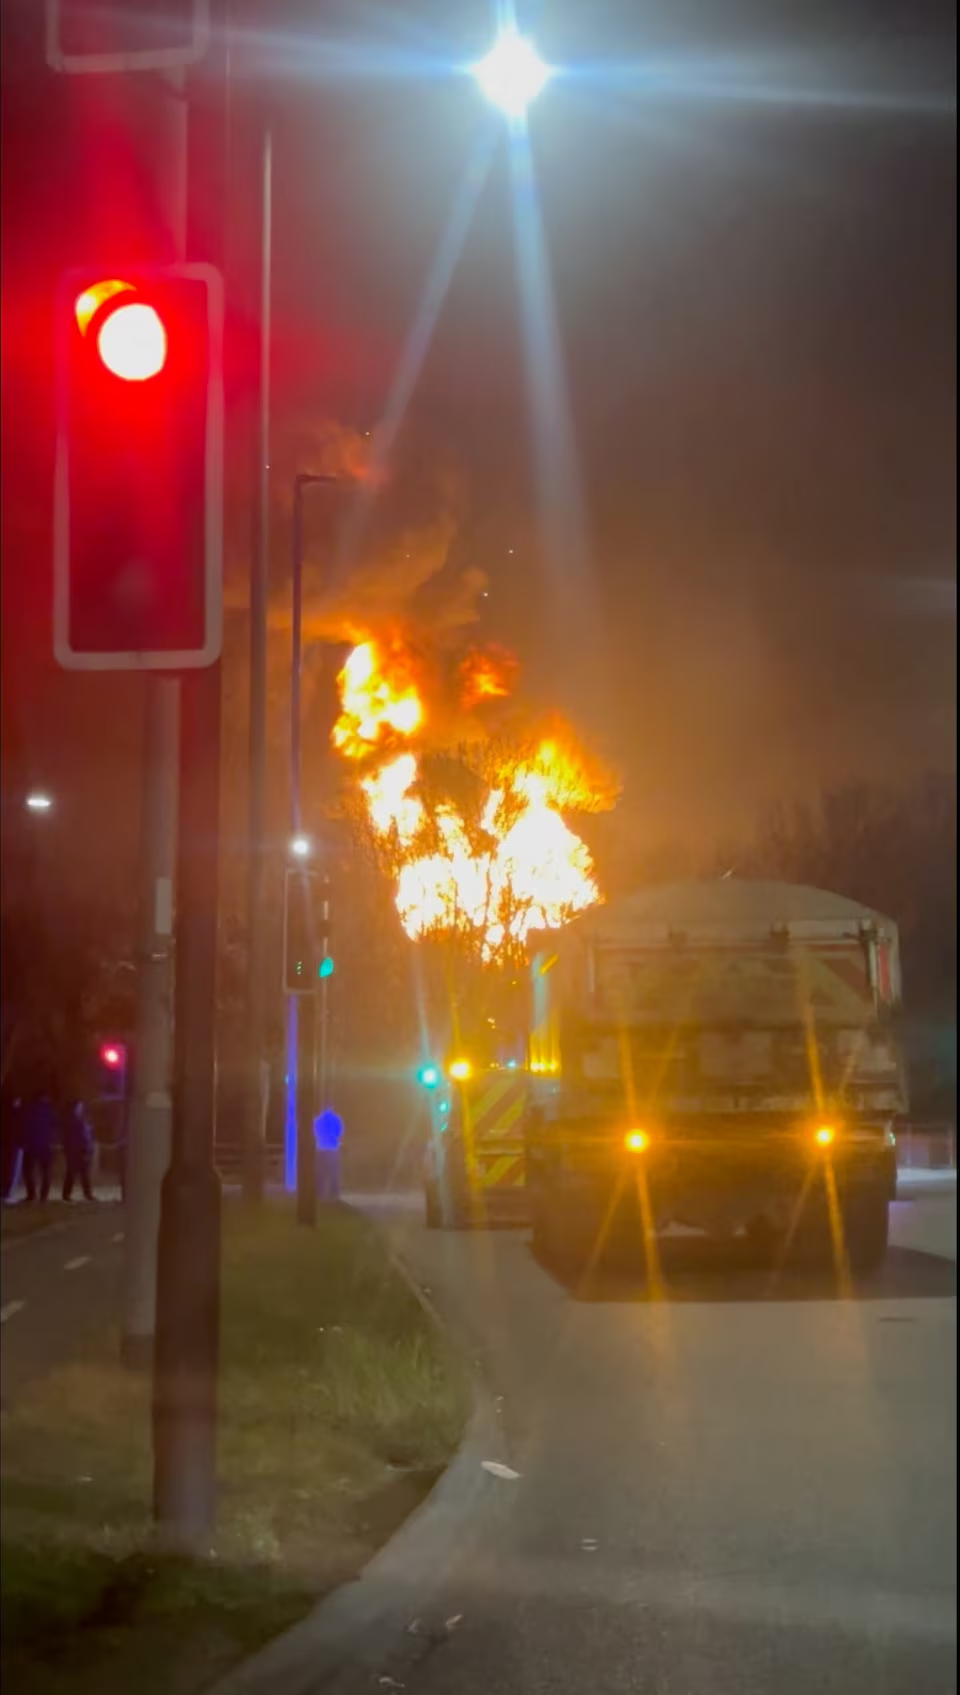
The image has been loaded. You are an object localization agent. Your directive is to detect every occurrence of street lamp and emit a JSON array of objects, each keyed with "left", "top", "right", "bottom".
[
  {"left": 25, "top": 792, "right": 54, "bottom": 813},
  {"left": 289, "top": 833, "right": 312, "bottom": 860},
  {"left": 472, "top": 25, "right": 551, "bottom": 119},
  {"left": 290, "top": 473, "right": 337, "bottom": 841}
]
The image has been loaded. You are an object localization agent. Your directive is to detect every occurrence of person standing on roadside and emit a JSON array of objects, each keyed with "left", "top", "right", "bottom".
[
  {"left": 1, "top": 1089, "right": 24, "bottom": 1201},
  {"left": 22, "top": 1092, "right": 57, "bottom": 1204},
  {"left": 62, "top": 1098, "right": 95, "bottom": 1202}
]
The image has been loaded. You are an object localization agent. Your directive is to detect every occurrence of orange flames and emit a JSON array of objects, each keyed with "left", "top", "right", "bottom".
[
  {"left": 331, "top": 639, "right": 424, "bottom": 759},
  {"left": 333, "top": 637, "right": 613, "bottom": 961},
  {"left": 459, "top": 646, "right": 517, "bottom": 709}
]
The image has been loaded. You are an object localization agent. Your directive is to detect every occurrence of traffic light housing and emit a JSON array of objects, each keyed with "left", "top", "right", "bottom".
[
  {"left": 53, "top": 265, "right": 223, "bottom": 671},
  {"left": 283, "top": 870, "right": 333, "bottom": 994},
  {"left": 46, "top": 0, "right": 209, "bottom": 75}
]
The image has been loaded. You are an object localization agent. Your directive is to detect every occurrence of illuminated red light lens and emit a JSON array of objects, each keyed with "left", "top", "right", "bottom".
[
  {"left": 96, "top": 302, "right": 167, "bottom": 381},
  {"left": 100, "top": 1044, "right": 123, "bottom": 1068}
]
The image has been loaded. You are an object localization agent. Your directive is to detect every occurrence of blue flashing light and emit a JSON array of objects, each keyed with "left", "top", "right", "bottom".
[
  {"left": 284, "top": 1001, "right": 297, "bottom": 1192},
  {"left": 314, "top": 1109, "right": 343, "bottom": 1151}
]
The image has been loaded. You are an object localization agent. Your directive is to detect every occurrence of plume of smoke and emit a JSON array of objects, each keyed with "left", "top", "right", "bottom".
[
  {"left": 245, "top": 416, "right": 489, "bottom": 652},
  {"left": 300, "top": 512, "right": 488, "bottom": 646}
]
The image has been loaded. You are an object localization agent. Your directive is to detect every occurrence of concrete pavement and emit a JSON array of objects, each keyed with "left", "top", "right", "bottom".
[{"left": 222, "top": 1183, "right": 956, "bottom": 1695}]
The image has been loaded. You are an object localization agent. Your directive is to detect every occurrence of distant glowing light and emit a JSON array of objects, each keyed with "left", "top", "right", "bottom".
[
  {"left": 97, "top": 302, "right": 167, "bottom": 381},
  {"left": 317, "top": 955, "right": 335, "bottom": 979},
  {"left": 472, "top": 26, "right": 551, "bottom": 119},
  {"left": 418, "top": 1064, "right": 441, "bottom": 1090},
  {"left": 449, "top": 1058, "right": 473, "bottom": 1081},
  {"left": 100, "top": 1043, "right": 124, "bottom": 1069},
  {"left": 25, "top": 792, "right": 54, "bottom": 812},
  {"left": 289, "top": 834, "right": 312, "bottom": 859},
  {"left": 625, "top": 1129, "right": 650, "bottom": 1153},
  {"left": 814, "top": 1125, "right": 836, "bottom": 1147}
]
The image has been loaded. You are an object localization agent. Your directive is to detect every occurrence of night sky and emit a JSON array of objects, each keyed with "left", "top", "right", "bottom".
[{"left": 1, "top": 0, "right": 955, "bottom": 909}]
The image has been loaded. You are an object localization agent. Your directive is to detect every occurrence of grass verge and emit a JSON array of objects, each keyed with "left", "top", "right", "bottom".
[{"left": 1, "top": 1202, "right": 468, "bottom": 1695}]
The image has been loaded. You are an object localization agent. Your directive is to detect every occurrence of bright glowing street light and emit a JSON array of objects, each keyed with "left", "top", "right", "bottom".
[
  {"left": 472, "top": 26, "right": 551, "bottom": 120},
  {"left": 289, "top": 834, "right": 312, "bottom": 860},
  {"left": 25, "top": 792, "right": 54, "bottom": 813}
]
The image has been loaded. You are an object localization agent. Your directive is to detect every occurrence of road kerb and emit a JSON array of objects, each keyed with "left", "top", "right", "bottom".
[{"left": 210, "top": 1257, "right": 514, "bottom": 1695}]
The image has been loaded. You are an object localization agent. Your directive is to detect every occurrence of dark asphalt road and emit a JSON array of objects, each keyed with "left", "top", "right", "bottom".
[
  {"left": 0, "top": 1202, "right": 126, "bottom": 1398},
  {"left": 353, "top": 1187, "right": 957, "bottom": 1695}
]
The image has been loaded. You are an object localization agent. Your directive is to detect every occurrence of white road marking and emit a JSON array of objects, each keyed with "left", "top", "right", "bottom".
[
  {"left": 64, "top": 1255, "right": 91, "bottom": 1271},
  {"left": 1, "top": 1300, "right": 26, "bottom": 1323}
]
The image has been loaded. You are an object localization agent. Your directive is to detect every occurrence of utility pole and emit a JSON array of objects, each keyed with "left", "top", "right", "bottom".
[
  {"left": 243, "top": 122, "right": 272, "bottom": 1205},
  {"left": 122, "top": 679, "right": 179, "bottom": 1367},
  {"left": 152, "top": 14, "right": 227, "bottom": 1544},
  {"left": 122, "top": 71, "right": 187, "bottom": 1372},
  {"left": 153, "top": 663, "right": 224, "bottom": 1539}
]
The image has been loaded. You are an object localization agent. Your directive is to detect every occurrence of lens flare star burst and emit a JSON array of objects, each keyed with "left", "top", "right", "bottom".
[{"left": 472, "top": 26, "right": 551, "bottom": 120}]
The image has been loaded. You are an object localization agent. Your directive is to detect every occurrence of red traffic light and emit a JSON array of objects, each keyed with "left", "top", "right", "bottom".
[
  {"left": 73, "top": 284, "right": 168, "bottom": 382},
  {"left": 100, "top": 1042, "right": 125, "bottom": 1069},
  {"left": 97, "top": 301, "right": 168, "bottom": 382},
  {"left": 54, "top": 262, "right": 224, "bottom": 672}
]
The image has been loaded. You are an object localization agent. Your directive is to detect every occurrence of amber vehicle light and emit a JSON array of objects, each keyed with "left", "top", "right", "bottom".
[{"left": 624, "top": 1129, "right": 650, "bottom": 1153}]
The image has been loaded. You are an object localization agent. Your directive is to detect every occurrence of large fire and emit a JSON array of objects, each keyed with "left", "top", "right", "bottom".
[
  {"left": 333, "top": 637, "right": 613, "bottom": 960},
  {"left": 459, "top": 646, "right": 517, "bottom": 709},
  {"left": 331, "top": 640, "right": 423, "bottom": 759}
]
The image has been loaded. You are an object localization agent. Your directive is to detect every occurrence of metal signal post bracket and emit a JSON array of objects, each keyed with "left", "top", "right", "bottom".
[{"left": 46, "top": 0, "right": 211, "bottom": 75}]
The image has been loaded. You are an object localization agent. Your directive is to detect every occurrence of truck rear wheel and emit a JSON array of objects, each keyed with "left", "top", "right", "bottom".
[
  {"left": 424, "top": 1180, "right": 442, "bottom": 1230},
  {"left": 532, "top": 1191, "right": 577, "bottom": 1265},
  {"left": 532, "top": 1195, "right": 560, "bottom": 1262},
  {"left": 845, "top": 1192, "right": 889, "bottom": 1274}
]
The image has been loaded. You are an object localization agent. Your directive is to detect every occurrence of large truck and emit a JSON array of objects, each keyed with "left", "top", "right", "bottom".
[
  {"left": 524, "top": 879, "right": 906, "bottom": 1272},
  {"left": 422, "top": 1019, "right": 530, "bottom": 1229}
]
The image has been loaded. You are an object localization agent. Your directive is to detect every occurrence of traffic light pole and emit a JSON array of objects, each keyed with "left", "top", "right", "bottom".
[
  {"left": 153, "top": 662, "right": 223, "bottom": 1541},
  {"left": 289, "top": 473, "right": 335, "bottom": 1228},
  {"left": 242, "top": 122, "right": 272, "bottom": 1207},
  {"left": 316, "top": 877, "right": 332, "bottom": 1120},
  {"left": 152, "top": 26, "right": 226, "bottom": 1545},
  {"left": 122, "top": 677, "right": 179, "bottom": 1369},
  {"left": 121, "top": 67, "right": 188, "bottom": 1369}
]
